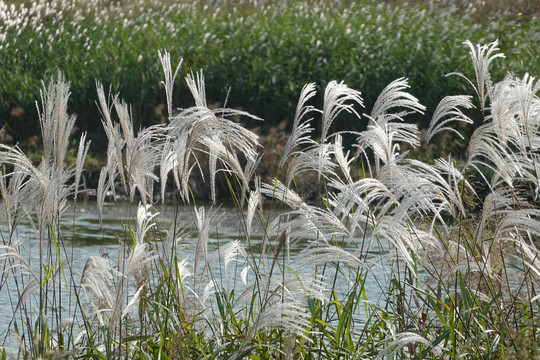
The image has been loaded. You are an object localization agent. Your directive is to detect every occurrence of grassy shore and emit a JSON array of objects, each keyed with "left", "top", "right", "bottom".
[{"left": 0, "top": 35, "right": 539, "bottom": 358}]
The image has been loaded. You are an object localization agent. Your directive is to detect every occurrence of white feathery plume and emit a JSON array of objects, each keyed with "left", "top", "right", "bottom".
[
  {"left": 260, "top": 182, "right": 304, "bottom": 258},
  {"left": 449, "top": 40, "right": 505, "bottom": 112},
  {"left": 285, "top": 143, "right": 336, "bottom": 187},
  {"left": 125, "top": 125, "right": 162, "bottom": 205},
  {"left": 517, "top": 240, "right": 540, "bottom": 280},
  {"left": 96, "top": 167, "right": 110, "bottom": 224},
  {"left": 426, "top": 95, "right": 474, "bottom": 143},
  {"left": 185, "top": 70, "right": 207, "bottom": 108},
  {"left": 466, "top": 74, "right": 540, "bottom": 195},
  {"left": 357, "top": 121, "right": 419, "bottom": 168},
  {"left": 0, "top": 146, "right": 41, "bottom": 181},
  {"left": 513, "top": 74, "right": 540, "bottom": 146},
  {"left": 0, "top": 169, "right": 12, "bottom": 233},
  {"left": 280, "top": 82, "right": 319, "bottom": 167},
  {"left": 2, "top": 145, "right": 74, "bottom": 243},
  {"left": 104, "top": 122, "right": 125, "bottom": 198},
  {"left": 158, "top": 50, "right": 183, "bottom": 119},
  {"left": 465, "top": 73, "right": 540, "bottom": 200},
  {"left": 398, "top": 159, "right": 468, "bottom": 220},
  {"left": 0, "top": 147, "right": 41, "bottom": 232},
  {"left": 493, "top": 209, "right": 540, "bottom": 244},
  {"left": 37, "top": 168, "right": 72, "bottom": 240},
  {"left": 209, "top": 143, "right": 218, "bottom": 202},
  {"left": 244, "top": 153, "right": 262, "bottom": 194},
  {"left": 486, "top": 75, "right": 522, "bottom": 148},
  {"left": 11, "top": 72, "right": 85, "bottom": 242},
  {"left": 328, "top": 177, "right": 395, "bottom": 235},
  {"left": 244, "top": 300, "right": 311, "bottom": 345},
  {"left": 200, "top": 136, "right": 252, "bottom": 203},
  {"left": 295, "top": 245, "right": 370, "bottom": 271},
  {"left": 321, "top": 80, "right": 363, "bottom": 143},
  {"left": 160, "top": 139, "right": 179, "bottom": 203},
  {"left": 96, "top": 82, "right": 126, "bottom": 194},
  {"left": 495, "top": 74, "right": 540, "bottom": 150},
  {"left": 481, "top": 188, "right": 516, "bottom": 220},
  {"left": 533, "top": 154, "right": 540, "bottom": 200},
  {"left": 433, "top": 157, "right": 469, "bottom": 187},
  {"left": 169, "top": 104, "right": 261, "bottom": 160},
  {"left": 175, "top": 257, "right": 193, "bottom": 285},
  {"left": 95, "top": 81, "right": 117, "bottom": 135},
  {"left": 201, "top": 280, "right": 215, "bottom": 305},
  {"left": 272, "top": 274, "right": 327, "bottom": 304},
  {"left": 333, "top": 134, "right": 354, "bottom": 184},
  {"left": 0, "top": 241, "right": 37, "bottom": 280},
  {"left": 36, "top": 71, "right": 77, "bottom": 171},
  {"left": 207, "top": 240, "right": 247, "bottom": 274},
  {"left": 240, "top": 266, "right": 249, "bottom": 287},
  {"left": 74, "top": 132, "right": 90, "bottom": 201},
  {"left": 121, "top": 285, "right": 145, "bottom": 319},
  {"left": 164, "top": 71, "right": 261, "bottom": 201},
  {"left": 112, "top": 98, "right": 135, "bottom": 159},
  {"left": 369, "top": 77, "right": 425, "bottom": 125},
  {"left": 97, "top": 81, "right": 164, "bottom": 206},
  {"left": 466, "top": 124, "right": 521, "bottom": 189},
  {"left": 475, "top": 188, "right": 516, "bottom": 242},
  {"left": 193, "top": 206, "right": 224, "bottom": 286},
  {"left": 335, "top": 177, "right": 388, "bottom": 211},
  {"left": 202, "top": 240, "right": 248, "bottom": 293},
  {"left": 373, "top": 216, "right": 422, "bottom": 270},
  {"left": 170, "top": 127, "right": 193, "bottom": 201},
  {"left": 355, "top": 78, "right": 424, "bottom": 170},
  {"left": 274, "top": 206, "right": 353, "bottom": 244},
  {"left": 165, "top": 113, "right": 197, "bottom": 201},
  {"left": 15, "top": 280, "right": 39, "bottom": 315},
  {"left": 377, "top": 332, "right": 443, "bottom": 359},
  {"left": 110, "top": 241, "right": 156, "bottom": 331},
  {"left": 234, "top": 274, "right": 326, "bottom": 308},
  {"left": 260, "top": 179, "right": 305, "bottom": 210},
  {"left": 235, "top": 274, "right": 324, "bottom": 344},
  {"left": 246, "top": 184, "right": 261, "bottom": 237},
  {"left": 135, "top": 202, "right": 158, "bottom": 245},
  {"left": 126, "top": 243, "right": 157, "bottom": 279},
  {"left": 80, "top": 255, "right": 118, "bottom": 319},
  {"left": 390, "top": 175, "right": 447, "bottom": 224}
]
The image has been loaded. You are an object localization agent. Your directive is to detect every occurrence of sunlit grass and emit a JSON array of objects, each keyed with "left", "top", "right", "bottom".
[{"left": 1, "top": 38, "right": 539, "bottom": 359}]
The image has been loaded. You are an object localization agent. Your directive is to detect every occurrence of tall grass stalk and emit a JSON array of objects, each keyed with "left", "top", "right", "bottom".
[{"left": 1, "top": 39, "right": 539, "bottom": 358}]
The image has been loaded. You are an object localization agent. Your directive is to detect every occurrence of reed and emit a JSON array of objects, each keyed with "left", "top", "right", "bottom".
[{"left": 0, "top": 40, "right": 539, "bottom": 359}]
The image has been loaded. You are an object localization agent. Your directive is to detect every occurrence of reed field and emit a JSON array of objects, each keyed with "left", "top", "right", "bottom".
[
  {"left": 1, "top": 0, "right": 539, "bottom": 147},
  {"left": 1, "top": 1, "right": 540, "bottom": 359},
  {"left": 0, "top": 35, "right": 539, "bottom": 358}
]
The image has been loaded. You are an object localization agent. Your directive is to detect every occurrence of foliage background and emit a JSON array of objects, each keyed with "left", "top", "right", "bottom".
[{"left": 1, "top": 0, "right": 539, "bottom": 155}]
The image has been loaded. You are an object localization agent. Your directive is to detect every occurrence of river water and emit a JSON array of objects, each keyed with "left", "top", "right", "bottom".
[{"left": 0, "top": 200, "right": 393, "bottom": 354}]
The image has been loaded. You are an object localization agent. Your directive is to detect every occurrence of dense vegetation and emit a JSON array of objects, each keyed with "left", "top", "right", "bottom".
[
  {"left": 1, "top": 1, "right": 540, "bottom": 358},
  {"left": 1, "top": 0, "right": 539, "bottom": 152},
  {"left": 0, "top": 36, "right": 539, "bottom": 358}
]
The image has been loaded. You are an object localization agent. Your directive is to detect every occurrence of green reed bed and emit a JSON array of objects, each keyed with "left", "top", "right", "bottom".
[
  {"left": 0, "top": 39, "right": 539, "bottom": 358},
  {"left": 1, "top": 0, "right": 539, "bottom": 145}
]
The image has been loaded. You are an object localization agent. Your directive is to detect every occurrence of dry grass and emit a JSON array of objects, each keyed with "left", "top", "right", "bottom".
[{"left": 1, "top": 39, "right": 539, "bottom": 358}]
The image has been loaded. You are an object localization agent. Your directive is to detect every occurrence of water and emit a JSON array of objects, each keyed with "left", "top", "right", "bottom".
[{"left": 0, "top": 200, "right": 392, "bottom": 354}]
